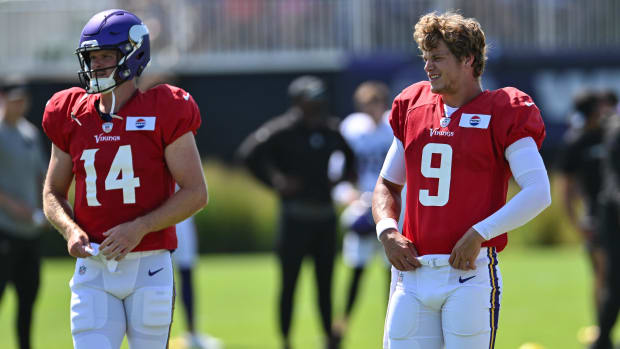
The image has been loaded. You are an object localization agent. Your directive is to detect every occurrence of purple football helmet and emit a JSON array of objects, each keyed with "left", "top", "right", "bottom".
[{"left": 76, "top": 9, "right": 150, "bottom": 94}]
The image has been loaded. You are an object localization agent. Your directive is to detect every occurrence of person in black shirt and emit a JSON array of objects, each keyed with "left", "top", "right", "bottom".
[
  {"left": 592, "top": 90, "right": 619, "bottom": 349},
  {"left": 558, "top": 91, "right": 606, "bottom": 328},
  {"left": 238, "top": 76, "right": 356, "bottom": 349}
]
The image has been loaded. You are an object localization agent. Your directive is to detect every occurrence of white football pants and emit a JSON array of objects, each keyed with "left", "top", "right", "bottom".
[
  {"left": 70, "top": 248, "right": 174, "bottom": 349},
  {"left": 383, "top": 247, "right": 502, "bottom": 349}
]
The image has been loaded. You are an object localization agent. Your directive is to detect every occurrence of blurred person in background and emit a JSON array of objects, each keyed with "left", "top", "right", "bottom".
[
  {"left": 600, "top": 90, "right": 619, "bottom": 121},
  {"left": 0, "top": 78, "right": 48, "bottom": 349},
  {"left": 41, "top": 9, "right": 207, "bottom": 349},
  {"left": 373, "top": 11, "right": 550, "bottom": 348},
  {"left": 557, "top": 91, "right": 606, "bottom": 343},
  {"left": 331, "top": 81, "right": 395, "bottom": 340},
  {"left": 593, "top": 89, "right": 620, "bottom": 349},
  {"left": 173, "top": 187, "right": 222, "bottom": 349},
  {"left": 237, "top": 75, "right": 357, "bottom": 349}
]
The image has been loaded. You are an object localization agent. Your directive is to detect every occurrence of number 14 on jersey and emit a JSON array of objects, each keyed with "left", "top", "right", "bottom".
[{"left": 80, "top": 145, "right": 141, "bottom": 206}]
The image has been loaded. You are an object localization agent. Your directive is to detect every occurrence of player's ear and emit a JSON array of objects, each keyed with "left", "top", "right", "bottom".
[{"left": 463, "top": 55, "right": 474, "bottom": 68}]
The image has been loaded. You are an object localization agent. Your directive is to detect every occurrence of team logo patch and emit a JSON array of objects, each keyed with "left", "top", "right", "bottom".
[
  {"left": 126, "top": 116, "right": 156, "bottom": 131},
  {"left": 78, "top": 265, "right": 87, "bottom": 275},
  {"left": 102, "top": 122, "right": 113, "bottom": 133},
  {"left": 440, "top": 117, "right": 451, "bottom": 128},
  {"left": 459, "top": 113, "right": 491, "bottom": 129}
]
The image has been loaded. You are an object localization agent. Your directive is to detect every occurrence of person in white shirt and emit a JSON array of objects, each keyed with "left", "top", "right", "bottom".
[{"left": 333, "top": 81, "right": 399, "bottom": 340}]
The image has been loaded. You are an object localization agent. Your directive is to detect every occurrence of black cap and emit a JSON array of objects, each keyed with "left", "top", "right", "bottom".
[
  {"left": 573, "top": 91, "right": 601, "bottom": 119},
  {"left": 0, "top": 76, "right": 28, "bottom": 100},
  {"left": 288, "top": 75, "right": 326, "bottom": 102}
]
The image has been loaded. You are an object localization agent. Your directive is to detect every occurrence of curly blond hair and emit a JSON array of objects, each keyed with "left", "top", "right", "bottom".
[{"left": 413, "top": 11, "right": 487, "bottom": 78}]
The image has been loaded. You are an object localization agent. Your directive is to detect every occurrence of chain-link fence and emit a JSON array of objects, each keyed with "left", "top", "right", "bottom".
[{"left": 1, "top": 0, "right": 618, "bottom": 77}]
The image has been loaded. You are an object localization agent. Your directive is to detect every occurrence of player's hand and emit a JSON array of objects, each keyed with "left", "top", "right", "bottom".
[
  {"left": 449, "top": 227, "right": 485, "bottom": 270},
  {"left": 100, "top": 220, "right": 146, "bottom": 261},
  {"left": 380, "top": 229, "right": 421, "bottom": 271},
  {"left": 66, "top": 228, "right": 92, "bottom": 259}
]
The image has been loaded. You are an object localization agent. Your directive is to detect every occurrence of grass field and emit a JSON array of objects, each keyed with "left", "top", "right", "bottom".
[{"left": 0, "top": 245, "right": 612, "bottom": 349}]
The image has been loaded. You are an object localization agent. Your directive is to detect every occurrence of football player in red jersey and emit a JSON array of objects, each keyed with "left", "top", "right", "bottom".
[
  {"left": 372, "top": 11, "right": 551, "bottom": 349},
  {"left": 41, "top": 9, "right": 207, "bottom": 349}
]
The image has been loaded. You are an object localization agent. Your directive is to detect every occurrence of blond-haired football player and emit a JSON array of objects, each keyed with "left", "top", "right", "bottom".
[{"left": 373, "top": 11, "right": 551, "bottom": 349}]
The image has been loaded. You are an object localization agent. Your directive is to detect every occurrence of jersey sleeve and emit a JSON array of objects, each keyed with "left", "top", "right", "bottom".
[
  {"left": 41, "top": 90, "right": 76, "bottom": 153},
  {"left": 161, "top": 86, "right": 202, "bottom": 146},
  {"left": 389, "top": 92, "right": 406, "bottom": 142},
  {"left": 389, "top": 83, "right": 430, "bottom": 144},
  {"left": 494, "top": 88, "right": 546, "bottom": 150}
]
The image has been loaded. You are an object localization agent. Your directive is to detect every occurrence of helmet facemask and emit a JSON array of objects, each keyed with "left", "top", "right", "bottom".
[{"left": 76, "top": 47, "right": 121, "bottom": 94}]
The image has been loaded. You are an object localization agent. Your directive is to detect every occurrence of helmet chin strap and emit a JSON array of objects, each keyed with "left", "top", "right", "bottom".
[
  {"left": 107, "top": 91, "right": 123, "bottom": 120},
  {"left": 97, "top": 70, "right": 124, "bottom": 121},
  {"left": 90, "top": 72, "right": 116, "bottom": 94}
]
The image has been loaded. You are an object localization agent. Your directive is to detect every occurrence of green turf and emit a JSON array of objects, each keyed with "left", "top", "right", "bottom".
[{"left": 0, "top": 246, "right": 613, "bottom": 348}]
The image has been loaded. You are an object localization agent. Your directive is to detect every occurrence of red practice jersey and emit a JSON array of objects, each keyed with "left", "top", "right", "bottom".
[
  {"left": 42, "top": 84, "right": 201, "bottom": 252},
  {"left": 390, "top": 81, "right": 545, "bottom": 255}
]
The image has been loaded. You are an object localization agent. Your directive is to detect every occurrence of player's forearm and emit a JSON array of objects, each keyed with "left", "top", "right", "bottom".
[
  {"left": 43, "top": 190, "right": 79, "bottom": 241},
  {"left": 132, "top": 183, "right": 208, "bottom": 238},
  {"left": 372, "top": 177, "right": 402, "bottom": 222},
  {"left": 474, "top": 137, "right": 552, "bottom": 240},
  {"left": 473, "top": 168, "right": 551, "bottom": 240}
]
